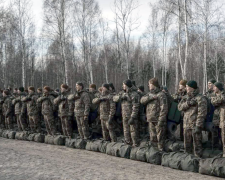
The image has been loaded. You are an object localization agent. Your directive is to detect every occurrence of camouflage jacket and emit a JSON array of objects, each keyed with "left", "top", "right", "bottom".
[
  {"left": 37, "top": 92, "right": 56, "bottom": 116},
  {"left": 22, "top": 92, "right": 40, "bottom": 116},
  {"left": 140, "top": 87, "right": 168, "bottom": 124},
  {"left": 89, "top": 90, "right": 100, "bottom": 112},
  {"left": 92, "top": 91, "right": 116, "bottom": 120},
  {"left": 54, "top": 90, "right": 74, "bottom": 117},
  {"left": 2, "top": 96, "right": 13, "bottom": 117},
  {"left": 68, "top": 90, "right": 91, "bottom": 117},
  {"left": 172, "top": 90, "right": 187, "bottom": 103},
  {"left": 204, "top": 89, "right": 215, "bottom": 99},
  {"left": 113, "top": 87, "right": 139, "bottom": 119},
  {"left": 178, "top": 88, "right": 207, "bottom": 129},
  {"left": 211, "top": 91, "right": 225, "bottom": 127},
  {"left": 12, "top": 92, "right": 27, "bottom": 115}
]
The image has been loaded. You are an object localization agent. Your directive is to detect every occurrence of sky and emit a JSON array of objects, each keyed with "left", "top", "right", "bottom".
[{"left": 30, "top": 0, "right": 152, "bottom": 40}]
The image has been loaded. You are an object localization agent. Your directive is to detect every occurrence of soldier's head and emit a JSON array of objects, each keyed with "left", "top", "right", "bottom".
[
  {"left": 89, "top": 84, "right": 96, "bottom": 93},
  {"left": 76, "top": 82, "right": 84, "bottom": 92},
  {"left": 148, "top": 78, "right": 160, "bottom": 91},
  {"left": 179, "top": 80, "right": 187, "bottom": 91},
  {"left": 123, "top": 79, "right": 132, "bottom": 91},
  {"left": 28, "top": 86, "right": 35, "bottom": 94},
  {"left": 3, "top": 90, "right": 9, "bottom": 97},
  {"left": 43, "top": 86, "right": 51, "bottom": 94},
  {"left": 37, "top": 88, "right": 42, "bottom": 94},
  {"left": 213, "top": 82, "right": 223, "bottom": 93},
  {"left": 61, "top": 84, "right": 69, "bottom": 93},
  {"left": 18, "top": 87, "right": 24, "bottom": 94},
  {"left": 208, "top": 79, "right": 216, "bottom": 90},
  {"left": 138, "top": 85, "right": 144, "bottom": 93},
  {"left": 13, "top": 88, "right": 18, "bottom": 94},
  {"left": 186, "top": 80, "right": 198, "bottom": 93},
  {"left": 109, "top": 83, "right": 115, "bottom": 92},
  {"left": 101, "top": 83, "right": 110, "bottom": 93}
]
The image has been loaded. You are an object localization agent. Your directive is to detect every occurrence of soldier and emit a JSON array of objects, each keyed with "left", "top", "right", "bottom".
[
  {"left": 37, "top": 86, "right": 57, "bottom": 135},
  {"left": 173, "top": 80, "right": 187, "bottom": 103},
  {"left": 92, "top": 83, "right": 117, "bottom": 142},
  {"left": 37, "top": 88, "right": 42, "bottom": 97},
  {"left": 54, "top": 84, "right": 74, "bottom": 137},
  {"left": 205, "top": 79, "right": 216, "bottom": 99},
  {"left": 178, "top": 81, "right": 207, "bottom": 157},
  {"left": 12, "top": 87, "right": 27, "bottom": 131},
  {"left": 2, "top": 90, "right": 13, "bottom": 129},
  {"left": 22, "top": 86, "right": 41, "bottom": 133},
  {"left": 162, "top": 86, "right": 174, "bottom": 109},
  {"left": 68, "top": 82, "right": 91, "bottom": 139},
  {"left": 113, "top": 79, "right": 140, "bottom": 147},
  {"left": 140, "top": 78, "right": 168, "bottom": 151},
  {"left": 211, "top": 82, "right": 224, "bottom": 148}
]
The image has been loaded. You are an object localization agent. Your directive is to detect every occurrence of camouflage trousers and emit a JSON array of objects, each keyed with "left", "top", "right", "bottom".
[
  {"left": 43, "top": 114, "right": 56, "bottom": 135},
  {"left": 16, "top": 114, "right": 27, "bottom": 131},
  {"left": 29, "top": 115, "right": 41, "bottom": 133},
  {"left": 122, "top": 117, "right": 139, "bottom": 146},
  {"left": 221, "top": 127, "right": 225, "bottom": 157},
  {"left": 60, "top": 116, "right": 72, "bottom": 137},
  {"left": 5, "top": 116, "right": 13, "bottom": 129},
  {"left": 75, "top": 116, "right": 90, "bottom": 139},
  {"left": 0, "top": 114, "right": 5, "bottom": 128},
  {"left": 100, "top": 118, "right": 117, "bottom": 142},
  {"left": 184, "top": 128, "right": 202, "bottom": 157},
  {"left": 148, "top": 122, "right": 166, "bottom": 151}
]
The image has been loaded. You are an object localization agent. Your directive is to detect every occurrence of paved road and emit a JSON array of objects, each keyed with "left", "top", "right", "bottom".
[{"left": 0, "top": 138, "right": 222, "bottom": 180}]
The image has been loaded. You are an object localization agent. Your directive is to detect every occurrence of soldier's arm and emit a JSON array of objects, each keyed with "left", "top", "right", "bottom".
[
  {"left": 211, "top": 95, "right": 223, "bottom": 107},
  {"left": 53, "top": 96, "right": 62, "bottom": 105},
  {"left": 83, "top": 93, "right": 91, "bottom": 117},
  {"left": 131, "top": 94, "right": 140, "bottom": 119},
  {"left": 21, "top": 96, "right": 31, "bottom": 102},
  {"left": 178, "top": 97, "right": 189, "bottom": 111},
  {"left": 12, "top": 98, "right": 19, "bottom": 105},
  {"left": 68, "top": 99, "right": 75, "bottom": 117},
  {"left": 196, "top": 96, "right": 208, "bottom": 128},
  {"left": 92, "top": 97, "right": 101, "bottom": 104},
  {"left": 158, "top": 93, "right": 168, "bottom": 123},
  {"left": 140, "top": 93, "right": 155, "bottom": 105},
  {"left": 113, "top": 94, "right": 121, "bottom": 103},
  {"left": 109, "top": 95, "right": 116, "bottom": 119}
]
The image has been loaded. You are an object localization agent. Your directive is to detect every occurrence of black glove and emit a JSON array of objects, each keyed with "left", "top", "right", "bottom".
[
  {"left": 108, "top": 116, "right": 114, "bottom": 124},
  {"left": 128, "top": 117, "right": 135, "bottom": 125},
  {"left": 194, "top": 126, "right": 202, "bottom": 134}
]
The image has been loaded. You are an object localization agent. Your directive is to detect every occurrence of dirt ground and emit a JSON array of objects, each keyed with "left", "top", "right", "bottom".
[{"left": 0, "top": 138, "right": 222, "bottom": 180}]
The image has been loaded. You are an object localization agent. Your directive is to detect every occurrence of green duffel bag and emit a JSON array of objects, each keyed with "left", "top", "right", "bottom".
[
  {"left": 146, "top": 146, "right": 163, "bottom": 165},
  {"left": 15, "top": 131, "right": 29, "bottom": 140},
  {"left": 180, "top": 154, "right": 200, "bottom": 172},
  {"left": 65, "top": 138, "right": 76, "bottom": 148},
  {"left": 54, "top": 135, "right": 66, "bottom": 146},
  {"left": 86, "top": 139, "right": 106, "bottom": 152},
  {"left": 99, "top": 141, "right": 109, "bottom": 153},
  {"left": 34, "top": 133, "right": 45, "bottom": 143},
  {"left": 74, "top": 138, "right": 87, "bottom": 149},
  {"left": 27, "top": 133, "right": 36, "bottom": 141},
  {"left": 111, "top": 143, "right": 124, "bottom": 157},
  {"left": 199, "top": 157, "right": 225, "bottom": 178},
  {"left": 130, "top": 147, "right": 138, "bottom": 160},
  {"left": 164, "top": 140, "right": 181, "bottom": 152},
  {"left": 202, "top": 148, "right": 223, "bottom": 159},
  {"left": 135, "top": 147, "right": 148, "bottom": 162},
  {"left": 2, "top": 130, "right": 9, "bottom": 138},
  {"left": 106, "top": 142, "right": 117, "bottom": 155},
  {"left": 44, "top": 135, "right": 54, "bottom": 144},
  {"left": 119, "top": 144, "right": 132, "bottom": 159},
  {"left": 0, "top": 129, "right": 4, "bottom": 136},
  {"left": 8, "top": 131, "right": 16, "bottom": 139},
  {"left": 85, "top": 140, "right": 93, "bottom": 151}
]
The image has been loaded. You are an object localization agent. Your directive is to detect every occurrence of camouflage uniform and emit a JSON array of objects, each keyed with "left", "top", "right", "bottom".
[
  {"left": 173, "top": 90, "right": 187, "bottom": 103},
  {"left": 37, "top": 93, "right": 57, "bottom": 135},
  {"left": 204, "top": 89, "right": 215, "bottom": 99},
  {"left": 54, "top": 90, "right": 74, "bottom": 137},
  {"left": 22, "top": 92, "right": 41, "bottom": 133},
  {"left": 93, "top": 91, "right": 117, "bottom": 142},
  {"left": 12, "top": 92, "right": 27, "bottom": 131},
  {"left": 114, "top": 87, "right": 140, "bottom": 146},
  {"left": 178, "top": 88, "right": 207, "bottom": 157},
  {"left": 140, "top": 87, "right": 168, "bottom": 150},
  {"left": 2, "top": 96, "right": 13, "bottom": 129},
  {"left": 69, "top": 90, "right": 91, "bottom": 139}
]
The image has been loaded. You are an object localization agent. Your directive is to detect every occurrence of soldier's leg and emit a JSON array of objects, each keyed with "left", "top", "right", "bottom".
[
  {"left": 106, "top": 120, "right": 117, "bottom": 142},
  {"left": 0, "top": 114, "right": 5, "bottom": 128},
  {"left": 29, "top": 116, "right": 35, "bottom": 132},
  {"left": 6, "top": 116, "right": 13, "bottom": 129},
  {"left": 148, "top": 122, "right": 157, "bottom": 143},
  {"left": 184, "top": 129, "right": 193, "bottom": 154},
  {"left": 101, "top": 119, "right": 110, "bottom": 141},
  {"left": 33, "top": 115, "right": 41, "bottom": 133},
  {"left": 19, "top": 114, "right": 27, "bottom": 131},
  {"left": 220, "top": 127, "right": 225, "bottom": 157},
  {"left": 76, "top": 116, "right": 84, "bottom": 138},
  {"left": 81, "top": 116, "right": 90, "bottom": 139},
  {"left": 65, "top": 116, "right": 72, "bottom": 137},
  {"left": 16, "top": 115, "right": 22, "bottom": 131},
  {"left": 60, "top": 116, "right": 66, "bottom": 136},
  {"left": 130, "top": 119, "right": 139, "bottom": 147},
  {"left": 156, "top": 125, "right": 166, "bottom": 151},
  {"left": 122, "top": 117, "right": 131, "bottom": 144},
  {"left": 47, "top": 114, "right": 56, "bottom": 135},
  {"left": 193, "top": 130, "right": 203, "bottom": 157},
  {"left": 44, "top": 115, "right": 51, "bottom": 135}
]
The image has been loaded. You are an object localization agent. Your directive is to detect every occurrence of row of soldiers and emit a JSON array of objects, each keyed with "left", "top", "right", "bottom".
[{"left": 0, "top": 78, "right": 224, "bottom": 158}]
